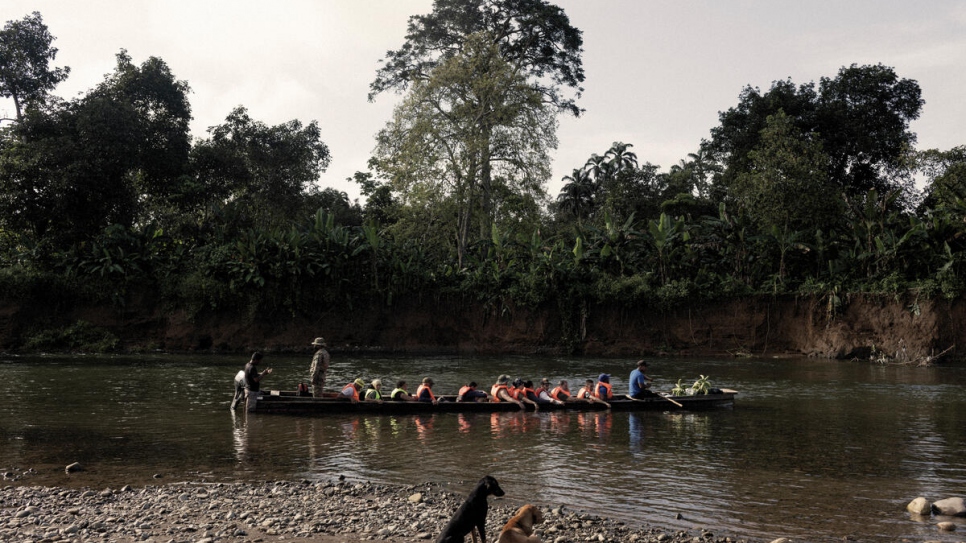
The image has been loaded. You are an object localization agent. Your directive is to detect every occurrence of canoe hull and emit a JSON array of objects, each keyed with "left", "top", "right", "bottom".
[{"left": 249, "top": 390, "right": 736, "bottom": 415}]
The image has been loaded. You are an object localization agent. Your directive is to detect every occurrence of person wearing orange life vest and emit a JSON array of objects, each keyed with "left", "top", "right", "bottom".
[
  {"left": 536, "top": 378, "right": 564, "bottom": 405},
  {"left": 512, "top": 378, "right": 540, "bottom": 410},
  {"left": 457, "top": 381, "right": 489, "bottom": 402},
  {"left": 576, "top": 378, "right": 611, "bottom": 408},
  {"left": 595, "top": 373, "right": 614, "bottom": 400},
  {"left": 575, "top": 379, "right": 595, "bottom": 399},
  {"left": 549, "top": 380, "right": 572, "bottom": 402},
  {"left": 490, "top": 374, "right": 525, "bottom": 409},
  {"left": 341, "top": 378, "right": 365, "bottom": 403},
  {"left": 415, "top": 376, "right": 438, "bottom": 404}
]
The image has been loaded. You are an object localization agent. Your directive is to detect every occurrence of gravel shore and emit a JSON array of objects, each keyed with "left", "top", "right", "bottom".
[{"left": 1, "top": 478, "right": 765, "bottom": 543}]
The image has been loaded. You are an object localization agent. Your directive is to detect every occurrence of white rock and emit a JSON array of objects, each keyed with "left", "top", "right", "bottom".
[
  {"left": 907, "top": 497, "right": 932, "bottom": 515},
  {"left": 937, "top": 521, "right": 956, "bottom": 531},
  {"left": 932, "top": 497, "right": 966, "bottom": 517}
]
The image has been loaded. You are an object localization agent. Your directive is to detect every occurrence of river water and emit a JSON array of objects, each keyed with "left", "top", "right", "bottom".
[{"left": 1, "top": 353, "right": 964, "bottom": 542}]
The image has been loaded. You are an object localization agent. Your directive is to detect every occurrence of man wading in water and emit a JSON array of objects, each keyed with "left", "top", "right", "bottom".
[{"left": 309, "top": 337, "right": 330, "bottom": 397}]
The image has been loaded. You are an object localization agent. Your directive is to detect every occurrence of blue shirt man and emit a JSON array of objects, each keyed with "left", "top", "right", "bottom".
[{"left": 629, "top": 360, "right": 653, "bottom": 398}]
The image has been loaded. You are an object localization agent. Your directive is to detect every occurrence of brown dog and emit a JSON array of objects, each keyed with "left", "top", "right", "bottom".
[{"left": 497, "top": 504, "right": 544, "bottom": 543}]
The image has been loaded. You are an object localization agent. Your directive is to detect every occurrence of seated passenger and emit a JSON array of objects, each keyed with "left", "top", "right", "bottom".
[
  {"left": 513, "top": 378, "right": 540, "bottom": 410},
  {"left": 341, "top": 378, "right": 365, "bottom": 403},
  {"left": 595, "top": 373, "right": 614, "bottom": 400},
  {"left": 536, "top": 378, "right": 564, "bottom": 405},
  {"left": 550, "top": 379, "right": 572, "bottom": 402},
  {"left": 390, "top": 380, "right": 416, "bottom": 401},
  {"left": 490, "top": 374, "right": 525, "bottom": 409},
  {"left": 457, "top": 381, "right": 489, "bottom": 402},
  {"left": 575, "top": 379, "right": 595, "bottom": 400},
  {"left": 415, "top": 376, "right": 438, "bottom": 404},
  {"left": 364, "top": 379, "right": 384, "bottom": 400}
]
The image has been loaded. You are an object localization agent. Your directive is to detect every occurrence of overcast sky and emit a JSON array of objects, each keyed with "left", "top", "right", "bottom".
[{"left": 4, "top": 1, "right": 965, "bottom": 201}]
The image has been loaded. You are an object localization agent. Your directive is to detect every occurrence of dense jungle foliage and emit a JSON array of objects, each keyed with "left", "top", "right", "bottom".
[{"left": 2, "top": 4, "right": 966, "bottom": 350}]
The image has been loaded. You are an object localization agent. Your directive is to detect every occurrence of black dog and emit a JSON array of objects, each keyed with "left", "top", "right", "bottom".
[{"left": 437, "top": 475, "right": 505, "bottom": 543}]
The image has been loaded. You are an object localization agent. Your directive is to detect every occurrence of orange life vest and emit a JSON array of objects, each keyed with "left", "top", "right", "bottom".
[
  {"left": 595, "top": 381, "right": 613, "bottom": 400},
  {"left": 576, "top": 387, "right": 593, "bottom": 399},
  {"left": 458, "top": 385, "right": 472, "bottom": 397},
  {"left": 550, "top": 386, "right": 571, "bottom": 401},
  {"left": 415, "top": 384, "right": 436, "bottom": 402},
  {"left": 490, "top": 384, "right": 509, "bottom": 402},
  {"left": 341, "top": 383, "right": 360, "bottom": 401},
  {"left": 522, "top": 386, "right": 537, "bottom": 401}
]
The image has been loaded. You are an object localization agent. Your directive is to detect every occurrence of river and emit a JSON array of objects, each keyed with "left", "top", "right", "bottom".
[{"left": 1, "top": 353, "right": 964, "bottom": 542}]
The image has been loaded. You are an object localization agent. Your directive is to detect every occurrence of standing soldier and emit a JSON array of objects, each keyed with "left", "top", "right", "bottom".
[{"left": 309, "top": 337, "right": 330, "bottom": 397}]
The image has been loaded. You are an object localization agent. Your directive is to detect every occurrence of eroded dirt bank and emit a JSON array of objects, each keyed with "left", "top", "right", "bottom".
[{"left": 1, "top": 293, "right": 962, "bottom": 360}]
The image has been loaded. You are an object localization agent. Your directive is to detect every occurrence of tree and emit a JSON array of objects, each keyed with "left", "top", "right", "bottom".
[
  {"left": 92, "top": 51, "right": 192, "bottom": 215},
  {"left": 191, "top": 106, "right": 332, "bottom": 230},
  {"left": 0, "top": 12, "right": 69, "bottom": 123},
  {"left": 708, "top": 64, "right": 923, "bottom": 203},
  {"left": 370, "top": 0, "right": 584, "bottom": 115},
  {"left": 0, "top": 51, "right": 191, "bottom": 247},
  {"left": 816, "top": 63, "right": 923, "bottom": 196},
  {"left": 708, "top": 78, "right": 817, "bottom": 192},
  {"left": 731, "top": 111, "right": 842, "bottom": 235},
  {"left": 351, "top": 170, "right": 397, "bottom": 226},
  {"left": 556, "top": 168, "right": 595, "bottom": 222},
  {"left": 373, "top": 32, "right": 556, "bottom": 266},
  {"left": 918, "top": 146, "right": 966, "bottom": 211},
  {"left": 370, "top": 0, "right": 582, "bottom": 264}
]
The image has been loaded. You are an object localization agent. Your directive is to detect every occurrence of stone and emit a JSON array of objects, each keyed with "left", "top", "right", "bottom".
[
  {"left": 936, "top": 521, "right": 956, "bottom": 531},
  {"left": 65, "top": 462, "right": 82, "bottom": 473},
  {"left": 932, "top": 497, "right": 966, "bottom": 517},
  {"left": 907, "top": 497, "right": 932, "bottom": 515},
  {"left": 768, "top": 539, "right": 790, "bottom": 543},
  {"left": 409, "top": 493, "right": 423, "bottom": 504}
]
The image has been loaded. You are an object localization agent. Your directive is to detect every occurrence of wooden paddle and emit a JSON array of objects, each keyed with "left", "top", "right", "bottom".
[{"left": 625, "top": 394, "right": 683, "bottom": 408}]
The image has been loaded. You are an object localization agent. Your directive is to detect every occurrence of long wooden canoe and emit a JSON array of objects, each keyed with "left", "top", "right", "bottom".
[{"left": 248, "top": 389, "right": 737, "bottom": 415}]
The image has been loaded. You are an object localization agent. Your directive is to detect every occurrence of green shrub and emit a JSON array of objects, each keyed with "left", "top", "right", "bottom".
[{"left": 23, "top": 320, "right": 119, "bottom": 353}]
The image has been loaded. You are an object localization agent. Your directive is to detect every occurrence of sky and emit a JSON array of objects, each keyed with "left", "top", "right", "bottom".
[{"left": 3, "top": 1, "right": 965, "bottom": 202}]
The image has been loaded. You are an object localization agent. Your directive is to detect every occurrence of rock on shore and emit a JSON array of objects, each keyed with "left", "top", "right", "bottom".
[{"left": 1, "top": 479, "right": 762, "bottom": 543}]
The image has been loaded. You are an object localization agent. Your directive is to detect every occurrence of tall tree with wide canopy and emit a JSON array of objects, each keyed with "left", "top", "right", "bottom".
[
  {"left": 371, "top": 0, "right": 581, "bottom": 264},
  {"left": 374, "top": 33, "right": 555, "bottom": 265},
  {"left": 0, "top": 12, "right": 69, "bottom": 123},
  {"left": 370, "top": 0, "right": 584, "bottom": 115}
]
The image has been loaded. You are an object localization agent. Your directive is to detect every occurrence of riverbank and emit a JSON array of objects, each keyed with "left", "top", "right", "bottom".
[
  {"left": 3, "top": 293, "right": 964, "bottom": 362},
  {"left": 1, "top": 478, "right": 766, "bottom": 543}
]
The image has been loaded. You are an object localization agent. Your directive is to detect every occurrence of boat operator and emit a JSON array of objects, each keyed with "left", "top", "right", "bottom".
[{"left": 629, "top": 360, "right": 655, "bottom": 399}]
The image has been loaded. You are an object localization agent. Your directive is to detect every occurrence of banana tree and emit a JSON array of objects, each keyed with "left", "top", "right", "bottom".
[{"left": 648, "top": 212, "right": 690, "bottom": 285}]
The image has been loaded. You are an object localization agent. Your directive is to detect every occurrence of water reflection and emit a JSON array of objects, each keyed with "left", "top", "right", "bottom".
[
  {"left": 231, "top": 410, "right": 247, "bottom": 463},
  {"left": 628, "top": 413, "right": 646, "bottom": 453}
]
